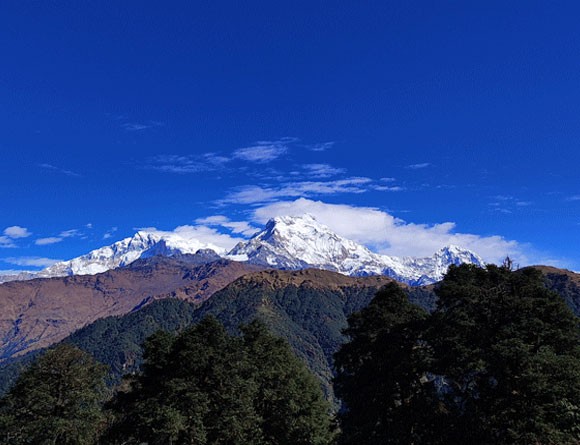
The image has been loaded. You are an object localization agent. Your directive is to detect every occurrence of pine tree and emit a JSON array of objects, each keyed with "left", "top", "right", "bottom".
[
  {"left": 241, "top": 320, "right": 336, "bottom": 445},
  {"left": 333, "top": 282, "right": 430, "bottom": 444},
  {"left": 105, "top": 316, "right": 335, "bottom": 445},
  {"left": 0, "top": 344, "right": 108, "bottom": 445},
  {"left": 428, "top": 264, "right": 580, "bottom": 444},
  {"left": 334, "top": 267, "right": 580, "bottom": 444}
]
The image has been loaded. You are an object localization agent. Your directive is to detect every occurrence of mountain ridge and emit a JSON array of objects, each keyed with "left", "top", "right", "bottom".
[{"left": 1, "top": 215, "right": 485, "bottom": 286}]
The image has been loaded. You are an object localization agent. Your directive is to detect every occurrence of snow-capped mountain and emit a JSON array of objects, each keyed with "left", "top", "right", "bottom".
[
  {"left": 228, "top": 214, "right": 485, "bottom": 285},
  {"left": 1, "top": 215, "right": 484, "bottom": 285},
  {"left": 32, "top": 231, "right": 226, "bottom": 280}
]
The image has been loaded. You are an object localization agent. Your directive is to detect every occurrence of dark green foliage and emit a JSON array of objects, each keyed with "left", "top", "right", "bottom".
[
  {"left": 428, "top": 264, "right": 580, "bottom": 444},
  {"left": 192, "top": 281, "right": 385, "bottom": 401},
  {"left": 0, "top": 283, "right": 393, "bottom": 401},
  {"left": 334, "top": 283, "right": 431, "bottom": 444},
  {"left": 65, "top": 298, "right": 199, "bottom": 383},
  {"left": 0, "top": 344, "right": 108, "bottom": 445},
  {"left": 335, "top": 265, "right": 580, "bottom": 445},
  {"left": 104, "top": 317, "right": 335, "bottom": 445},
  {"left": 0, "top": 350, "right": 41, "bottom": 396}
]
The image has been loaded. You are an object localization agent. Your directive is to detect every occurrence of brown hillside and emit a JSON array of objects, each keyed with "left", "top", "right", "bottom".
[
  {"left": 0, "top": 257, "right": 263, "bottom": 360},
  {"left": 233, "top": 268, "right": 397, "bottom": 291}
]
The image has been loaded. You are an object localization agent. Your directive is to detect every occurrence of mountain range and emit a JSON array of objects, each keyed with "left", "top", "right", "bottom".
[
  {"left": 0, "top": 215, "right": 484, "bottom": 286},
  {"left": 1, "top": 265, "right": 578, "bottom": 401}
]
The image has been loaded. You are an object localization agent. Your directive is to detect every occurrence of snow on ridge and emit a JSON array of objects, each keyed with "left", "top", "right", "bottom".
[{"left": 2, "top": 215, "right": 484, "bottom": 285}]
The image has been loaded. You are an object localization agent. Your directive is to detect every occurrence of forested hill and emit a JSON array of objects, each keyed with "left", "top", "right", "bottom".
[
  {"left": 0, "top": 266, "right": 577, "bottom": 400},
  {"left": 0, "top": 269, "right": 405, "bottom": 399}
]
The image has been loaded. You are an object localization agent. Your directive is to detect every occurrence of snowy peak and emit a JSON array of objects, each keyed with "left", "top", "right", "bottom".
[
  {"left": 228, "top": 214, "right": 380, "bottom": 272},
  {"left": 228, "top": 215, "right": 484, "bottom": 285},
  {"left": 3, "top": 215, "right": 485, "bottom": 286},
  {"left": 36, "top": 230, "right": 224, "bottom": 279}
]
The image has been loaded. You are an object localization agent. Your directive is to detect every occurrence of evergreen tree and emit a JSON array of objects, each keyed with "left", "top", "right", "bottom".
[
  {"left": 334, "top": 267, "right": 580, "bottom": 444},
  {"left": 333, "top": 282, "right": 431, "bottom": 444},
  {"left": 428, "top": 264, "right": 580, "bottom": 444},
  {"left": 241, "top": 320, "right": 336, "bottom": 445},
  {"left": 105, "top": 316, "right": 334, "bottom": 445},
  {"left": 0, "top": 344, "right": 108, "bottom": 445}
]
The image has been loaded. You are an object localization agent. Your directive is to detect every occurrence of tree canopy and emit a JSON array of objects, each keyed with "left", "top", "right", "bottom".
[
  {"left": 334, "top": 265, "right": 580, "bottom": 444},
  {"left": 0, "top": 343, "right": 108, "bottom": 445},
  {"left": 105, "top": 316, "right": 335, "bottom": 445}
]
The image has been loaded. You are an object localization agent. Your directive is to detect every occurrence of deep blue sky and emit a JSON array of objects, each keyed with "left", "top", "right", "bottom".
[{"left": 1, "top": 1, "right": 579, "bottom": 271}]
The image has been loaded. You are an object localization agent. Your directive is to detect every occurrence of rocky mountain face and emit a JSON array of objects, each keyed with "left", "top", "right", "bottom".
[
  {"left": 0, "top": 254, "right": 263, "bottom": 361},
  {"left": 2, "top": 214, "right": 484, "bottom": 286}
]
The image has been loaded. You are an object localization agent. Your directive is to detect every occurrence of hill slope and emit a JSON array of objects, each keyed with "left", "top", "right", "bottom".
[{"left": 0, "top": 255, "right": 263, "bottom": 360}]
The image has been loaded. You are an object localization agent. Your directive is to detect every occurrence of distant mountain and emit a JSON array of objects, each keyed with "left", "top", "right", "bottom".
[
  {"left": 229, "top": 215, "right": 484, "bottom": 285},
  {"left": 1, "top": 266, "right": 578, "bottom": 400},
  {"left": 534, "top": 265, "right": 580, "bottom": 316},
  {"left": 0, "top": 255, "right": 263, "bottom": 361},
  {"left": 0, "top": 215, "right": 484, "bottom": 286},
  {"left": 0, "top": 269, "right": 401, "bottom": 400}
]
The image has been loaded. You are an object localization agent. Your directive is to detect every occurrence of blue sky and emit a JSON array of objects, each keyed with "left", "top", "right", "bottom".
[{"left": 1, "top": 1, "right": 579, "bottom": 271}]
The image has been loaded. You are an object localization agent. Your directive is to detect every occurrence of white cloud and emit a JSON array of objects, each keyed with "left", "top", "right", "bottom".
[
  {"left": 195, "top": 215, "right": 258, "bottom": 236},
  {"left": 222, "top": 177, "right": 373, "bottom": 204},
  {"left": 252, "top": 198, "right": 528, "bottom": 264},
  {"left": 4, "top": 256, "right": 62, "bottom": 268},
  {"left": 306, "top": 141, "right": 335, "bottom": 152},
  {"left": 59, "top": 229, "right": 80, "bottom": 238},
  {"left": 302, "top": 164, "right": 345, "bottom": 178},
  {"left": 566, "top": 195, "right": 580, "bottom": 201},
  {"left": 0, "top": 236, "right": 16, "bottom": 248},
  {"left": 145, "top": 153, "right": 229, "bottom": 174},
  {"left": 4, "top": 226, "right": 32, "bottom": 239},
  {"left": 233, "top": 140, "right": 289, "bottom": 163},
  {"left": 407, "top": 163, "right": 431, "bottom": 169},
  {"left": 34, "top": 228, "right": 82, "bottom": 246},
  {"left": 373, "top": 185, "right": 405, "bottom": 192},
  {"left": 122, "top": 121, "right": 164, "bottom": 131},
  {"left": 103, "top": 226, "right": 118, "bottom": 240},
  {"left": 36, "top": 237, "right": 63, "bottom": 246},
  {"left": 135, "top": 225, "right": 245, "bottom": 252}
]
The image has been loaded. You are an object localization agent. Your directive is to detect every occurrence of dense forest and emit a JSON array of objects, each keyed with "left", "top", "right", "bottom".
[{"left": 0, "top": 263, "right": 579, "bottom": 444}]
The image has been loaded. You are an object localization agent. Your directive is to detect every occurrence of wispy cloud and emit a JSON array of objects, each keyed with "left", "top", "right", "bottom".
[
  {"left": 373, "top": 185, "right": 405, "bottom": 192},
  {"left": 406, "top": 162, "right": 431, "bottom": 170},
  {"left": 134, "top": 225, "right": 244, "bottom": 253},
  {"left": 221, "top": 177, "right": 373, "bottom": 205},
  {"left": 35, "top": 237, "right": 63, "bottom": 246},
  {"left": 233, "top": 138, "right": 294, "bottom": 163},
  {"left": 144, "top": 153, "right": 230, "bottom": 174},
  {"left": 0, "top": 237, "right": 16, "bottom": 248},
  {"left": 103, "top": 226, "right": 118, "bottom": 240},
  {"left": 38, "top": 163, "right": 82, "bottom": 178},
  {"left": 566, "top": 195, "right": 580, "bottom": 201},
  {"left": 195, "top": 215, "right": 258, "bottom": 236},
  {"left": 145, "top": 137, "right": 334, "bottom": 175},
  {"left": 34, "top": 228, "right": 83, "bottom": 246},
  {"left": 3, "top": 256, "right": 62, "bottom": 268},
  {"left": 488, "top": 195, "right": 534, "bottom": 214},
  {"left": 301, "top": 164, "right": 345, "bottom": 178},
  {"left": 121, "top": 121, "right": 164, "bottom": 132},
  {"left": 305, "top": 141, "right": 335, "bottom": 152}
]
